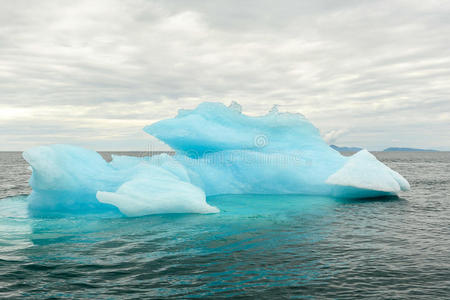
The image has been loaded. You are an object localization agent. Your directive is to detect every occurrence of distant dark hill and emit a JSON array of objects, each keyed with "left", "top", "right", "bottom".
[
  {"left": 383, "top": 147, "right": 438, "bottom": 152},
  {"left": 330, "top": 145, "right": 362, "bottom": 152}
]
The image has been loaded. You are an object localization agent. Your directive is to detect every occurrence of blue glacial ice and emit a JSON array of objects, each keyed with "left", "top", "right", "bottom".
[
  {"left": 23, "top": 145, "right": 218, "bottom": 216},
  {"left": 23, "top": 102, "right": 410, "bottom": 217}
]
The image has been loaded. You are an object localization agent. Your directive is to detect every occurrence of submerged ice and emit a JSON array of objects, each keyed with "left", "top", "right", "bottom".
[{"left": 23, "top": 102, "right": 410, "bottom": 216}]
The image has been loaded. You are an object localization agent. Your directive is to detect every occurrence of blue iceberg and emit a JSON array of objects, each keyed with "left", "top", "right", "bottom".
[
  {"left": 23, "top": 102, "right": 410, "bottom": 217},
  {"left": 23, "top": 145, "right": 218, "bottom": 216}
]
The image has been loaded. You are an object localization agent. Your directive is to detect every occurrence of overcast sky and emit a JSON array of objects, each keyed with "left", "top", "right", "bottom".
[{"left": 1, "top": 0, "right": 449, "bottom": 151}]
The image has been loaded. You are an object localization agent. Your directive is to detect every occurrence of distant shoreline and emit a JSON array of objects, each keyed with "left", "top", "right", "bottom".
[{"left": 331, "top": 145, "right": 439, "bottom": 152}]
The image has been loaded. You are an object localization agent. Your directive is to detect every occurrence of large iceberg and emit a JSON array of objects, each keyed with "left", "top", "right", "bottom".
[{"left": 23, "top": 102, "right": 410, "bottom": 217}]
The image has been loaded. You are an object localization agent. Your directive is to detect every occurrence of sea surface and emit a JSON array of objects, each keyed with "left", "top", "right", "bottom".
[{"left": 0, "top": 151, "right": 449, "bottom": 299}]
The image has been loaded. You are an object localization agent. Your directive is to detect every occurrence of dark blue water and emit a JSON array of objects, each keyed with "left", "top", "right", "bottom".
[{"left": 0, "top": 152, "right": 449, "bottom": 299}]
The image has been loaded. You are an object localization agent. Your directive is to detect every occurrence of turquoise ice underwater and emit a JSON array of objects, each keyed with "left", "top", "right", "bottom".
[{"left": 23, "top": 102, "right": 410, "bottom": 216}]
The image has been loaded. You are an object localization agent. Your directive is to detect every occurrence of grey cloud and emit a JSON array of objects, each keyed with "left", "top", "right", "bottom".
[{"left": 0, "top": 0, "right": 449, "bottom": 150}]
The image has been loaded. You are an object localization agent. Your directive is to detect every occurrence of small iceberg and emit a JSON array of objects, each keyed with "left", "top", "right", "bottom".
[{"left": 23, "top": 102, "right": 410, "bottom": 217}]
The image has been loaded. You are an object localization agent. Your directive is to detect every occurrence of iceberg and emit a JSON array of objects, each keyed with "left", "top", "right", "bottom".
[
  {"left": 23, "top": 145, "right": 218, "bottom": 216},
  {"left": 23, "top": 102, "right": 410, "bottom": 217}
]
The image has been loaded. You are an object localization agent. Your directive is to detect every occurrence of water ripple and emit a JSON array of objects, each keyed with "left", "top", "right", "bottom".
[{"left": 0, "top": 152, "right": 449, "bottom": 298}]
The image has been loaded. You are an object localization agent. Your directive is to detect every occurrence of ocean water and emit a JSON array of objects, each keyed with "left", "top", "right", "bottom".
[{"left": 0, "top": 151, "right": 449, "bottom": 299}]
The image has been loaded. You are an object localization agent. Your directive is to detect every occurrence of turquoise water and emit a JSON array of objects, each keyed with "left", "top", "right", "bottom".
[{"left": 0, "top": 152, "right": 449, "bottom": 298}]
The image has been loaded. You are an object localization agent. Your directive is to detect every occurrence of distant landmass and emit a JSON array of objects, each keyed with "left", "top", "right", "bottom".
[
  {"left": 330, "top": 145, "right": 439, "bottom": 152},
  {"left": 330, "top": 145, "right": 362, "bottom": 152},
  {"left": 383, "top": 147, "right": 438, "bottom": 152}
]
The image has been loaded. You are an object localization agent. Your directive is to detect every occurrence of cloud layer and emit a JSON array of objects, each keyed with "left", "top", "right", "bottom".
[{"left": 1, "top": 0, "right": 449, "bottom": 150}]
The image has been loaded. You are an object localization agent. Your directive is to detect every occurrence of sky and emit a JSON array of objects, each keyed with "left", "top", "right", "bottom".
[{"left": 1, "top": 0, "right": 449, "bottom": 151}]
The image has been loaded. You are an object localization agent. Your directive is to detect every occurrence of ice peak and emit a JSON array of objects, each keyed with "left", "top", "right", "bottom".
[
  {"left": 228, "top": 101, "right": 242, "bottom": 113},
  {"left": 269, "top": 104, "right": 279, "bottom": 114}
]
